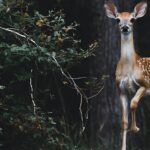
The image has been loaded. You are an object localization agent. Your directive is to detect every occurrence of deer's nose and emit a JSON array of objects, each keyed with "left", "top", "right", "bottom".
[{"left": 122, "top": 26, "right": 129, "bottom": 33}]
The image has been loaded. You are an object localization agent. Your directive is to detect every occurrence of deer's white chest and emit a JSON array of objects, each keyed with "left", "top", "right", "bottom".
[{"left": 119, "top": 74, "right": 139, "bottom": 93}]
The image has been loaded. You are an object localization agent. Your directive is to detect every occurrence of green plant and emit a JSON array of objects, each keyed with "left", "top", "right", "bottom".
[{"left": 0, "top": 1, "right": 98, "bottom": 150}]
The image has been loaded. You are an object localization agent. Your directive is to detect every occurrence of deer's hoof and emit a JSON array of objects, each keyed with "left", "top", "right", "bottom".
[{"left": 130, "top": 126, "right": 140, "bottom": 133}]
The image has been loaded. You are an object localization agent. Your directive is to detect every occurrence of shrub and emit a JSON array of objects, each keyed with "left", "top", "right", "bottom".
[{"left": 0, "top": 0, "right": 97, "bottom": 149}]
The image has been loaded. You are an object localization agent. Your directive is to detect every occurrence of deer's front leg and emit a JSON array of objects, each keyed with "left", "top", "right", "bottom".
[
  {"left": 130, "top": 87, "right": 146, "bottom": 133},
  {"left": 120, "top": 94, "right": 128, "bottom": 150}
]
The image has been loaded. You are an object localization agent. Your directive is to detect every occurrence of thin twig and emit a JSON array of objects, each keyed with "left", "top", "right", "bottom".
[
  {"left": 87, "top": 85, "right": 104, "bottom": 100},
  {"left": 52, "top": 56, "right": 85, "bottom": 132},
  {"left": 52, "top": 55, "right": 71, "bottom": 83},
  {"left": 52, "top": 55, "right": 100, "bottom": 134},
  {"left": 67, "top": 73, "right": 85, "bottom": 133},
  {"left": 0, "top": 26, "right": 41, "bottom": 48},
  {"left": 30, "top": 69, "right": 36, "bottom": 115},
  {"left": 71, "top": 77, "right": 97, "bottom": 80}
]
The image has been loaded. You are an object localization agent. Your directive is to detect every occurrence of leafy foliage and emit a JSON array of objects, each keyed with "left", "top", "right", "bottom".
[
  {"left": 0, "top": 1, "right": 95, "bottom": 71},
  {"left": 0, "top": 0, "right": 98, "bottom": 150}
]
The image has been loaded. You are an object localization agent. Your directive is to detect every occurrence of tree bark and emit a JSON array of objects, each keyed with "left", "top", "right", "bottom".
[{"left": 88, "top": 0, "right": 139, "bottom": 148}]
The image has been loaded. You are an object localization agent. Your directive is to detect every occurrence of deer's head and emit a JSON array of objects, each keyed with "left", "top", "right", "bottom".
[{"left": 104, "top": 1, "right": 147, "bottom": 35}]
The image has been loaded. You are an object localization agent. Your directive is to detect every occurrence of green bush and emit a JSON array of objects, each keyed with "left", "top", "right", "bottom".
[{"left": 0, "top": 0, "right": 97, "bottom": 150}]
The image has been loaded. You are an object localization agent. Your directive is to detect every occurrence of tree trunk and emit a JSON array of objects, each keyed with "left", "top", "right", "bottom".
[{"left": 88, "top": 0, "right": 140, "bottom": 149}]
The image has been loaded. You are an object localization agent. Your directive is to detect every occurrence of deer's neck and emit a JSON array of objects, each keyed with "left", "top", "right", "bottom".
[{"left": 121, "top": 32, "right": 136, "bottom": 62}]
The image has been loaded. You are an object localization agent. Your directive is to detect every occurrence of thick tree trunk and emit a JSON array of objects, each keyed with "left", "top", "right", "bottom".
[
  {"left": 89, "top": 0, "right": 120, "bottom": 147},
  {"left": 88, "top": 0, "right": 140, "bottom": 149}
]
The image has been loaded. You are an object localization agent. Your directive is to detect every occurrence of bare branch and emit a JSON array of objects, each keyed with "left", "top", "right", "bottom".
[
  {"left": 52, "top": 55, "right": 85, "bottom": 132},
  {"left": 52, "top": 55, "right": 104, "bottom": 133},
  {"left": 67, "top": 73, "right": 85, "bottom": 133},
  {"left": 0, "top": 26, "right": 41, "bottom": 48},
  {"left": 71, "top": 77, "right": 97, "bottom": 80},
  {"left": 87, "top": 85, "right": 104, "bottom": 100},
  {"left": 30, "top": 69, "right": 36, "bottom": 115}
]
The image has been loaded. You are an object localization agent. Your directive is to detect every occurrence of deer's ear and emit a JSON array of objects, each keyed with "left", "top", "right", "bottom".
[
  {"left": 133, "top": 2, "right": 147, "bottom": 19},
  {"left": 104, "top": 2, "right": 118, "bottom": 19}
]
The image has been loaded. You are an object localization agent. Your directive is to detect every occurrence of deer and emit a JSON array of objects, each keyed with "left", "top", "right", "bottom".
[{"left": 104, "top": 1, "right": 149, "bottom": 150}]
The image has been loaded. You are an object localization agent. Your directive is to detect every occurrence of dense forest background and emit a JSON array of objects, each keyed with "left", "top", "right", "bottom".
[{"left": 1, "top": 0, "right": 150, "bottom": 150}]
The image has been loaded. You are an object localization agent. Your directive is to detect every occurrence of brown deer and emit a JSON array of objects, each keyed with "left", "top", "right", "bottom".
[{"left": 104, "top": 1, "right": 148, "bottom": 150}]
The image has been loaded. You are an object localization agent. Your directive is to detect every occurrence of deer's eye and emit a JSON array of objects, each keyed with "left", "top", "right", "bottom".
[
  {"left": 130, "top": 18, "right": 135, "bottom": 23},
  {"left": 116, "top": 18, "right": 120, "bottom": 23}
]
